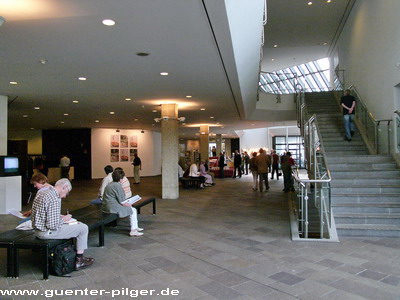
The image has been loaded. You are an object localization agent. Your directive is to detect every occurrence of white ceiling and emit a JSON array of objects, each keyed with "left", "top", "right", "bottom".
[{"left": 1, "top": 0, "right": 353, "bottom": 139}]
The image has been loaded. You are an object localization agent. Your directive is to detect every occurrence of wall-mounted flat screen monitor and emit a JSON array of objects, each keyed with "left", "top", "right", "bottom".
[{"left": 0, "top": 156, "right": 20, "bottom": 177}]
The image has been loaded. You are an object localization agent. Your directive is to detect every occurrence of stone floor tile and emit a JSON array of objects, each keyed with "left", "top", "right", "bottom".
[
  {"left": 231, "top": 280, "right": 275, "bottom": 298},
  {"left": 380, "top": 275, "right": 400, "bottom": 286},
  {"left": 197, "top": 281, "right": 243, "bottom": 299},
  {"left": 316, "top": 258, "right": 344, "bottom": 268},
  {"left": 269, "top": 271, "right": 305, "bottom": 285},
  {"left": 358, "top": 269, "right": 387, "bottom": 281},
  {"left": 208, "top": 271, "right": 249, "bottom": 287}
]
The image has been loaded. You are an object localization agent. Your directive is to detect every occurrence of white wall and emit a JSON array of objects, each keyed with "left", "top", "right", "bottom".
[
  {"left": 91, "top": 129, "right": 161, "bottom": 179},
  {"left": 334, "top": 0, "right": 400, "bottom": 119},
  {"left": 238, "top": 128, "right": 271, "bottom": 152}
]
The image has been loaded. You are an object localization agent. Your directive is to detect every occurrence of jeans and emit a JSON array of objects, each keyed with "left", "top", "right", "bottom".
[
  {"left": 343, "top": 114, "right": 355, "bottom": 140},
  {"left": 258, "top": 173, "right": 269, "bottom": 191},
  {"left": 271, "top": 163, "right": 279, "bottom": 179}
]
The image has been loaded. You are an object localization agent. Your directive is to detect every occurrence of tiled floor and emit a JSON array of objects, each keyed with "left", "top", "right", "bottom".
[{"left": 1, "top": 174, "right": 400, "bottom": 299}]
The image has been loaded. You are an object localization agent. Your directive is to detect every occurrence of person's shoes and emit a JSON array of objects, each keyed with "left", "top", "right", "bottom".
[
  {"left": 136, "top": 227, "right": 144, "bottom": 231},
  {"left": 75, "top": 256, "right": 94, "bottom": 271},
  {"left": 265, "top": 186, "right": 270, "bottom": 190},
  {"left": 134, "top": 182, "right": 140, "bottom": 184},
  {"left": 199, "top": 185, "right": 205, "bottom": 189},
  {"left": 232, "top": 176, "right": 236, "bottom": 179},
  {"left": 239, "top": 176, "right": 242, "bottom": 178},
  {"left": 290, "top": 188, "right": 295, "bottom": 192},
  {"left": 130, "top": 230, "right": 144, "bottom": 237},
  {"left": 351, "top": 131, "right": 355, "bottom": 136},
  {"left": 283, "top": 188, "right": 287, "bottom": 192},
  {"left": 270, "top": 177, "right": 273, "bottom": 180},
  {"left": 252, "top": 187, "right": 257, "bottom": 191}
]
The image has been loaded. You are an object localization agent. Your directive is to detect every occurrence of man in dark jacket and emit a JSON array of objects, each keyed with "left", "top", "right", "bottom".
[{"left": 232, "top": 150, "right": 242, "bottom": 178}]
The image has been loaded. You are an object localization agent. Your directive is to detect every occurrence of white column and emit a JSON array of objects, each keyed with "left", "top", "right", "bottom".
[
  {"left": 161, "top": 104, "right": 179, "bottom": 199},
  {"left": 199, "top": 125, "right": 209, "bottom": 161},
  {"left": 0, "top": 95, "right": 7, "bottom": 155},
  {"left": 329, "top": 56, "right": 335, "bottom": 90}
]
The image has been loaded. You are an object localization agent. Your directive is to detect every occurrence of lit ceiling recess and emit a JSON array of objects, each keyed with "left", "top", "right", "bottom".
[{"left": 102, "top": 19, "right": 115, "bottom": 26}]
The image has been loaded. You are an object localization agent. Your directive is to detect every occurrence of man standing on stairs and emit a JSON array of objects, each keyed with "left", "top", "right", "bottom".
[{"left": 340, "top": 89, "right": 356, "bottom": 142}]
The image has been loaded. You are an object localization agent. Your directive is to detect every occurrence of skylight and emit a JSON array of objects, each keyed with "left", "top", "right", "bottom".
[{"left": 259, "top": 58, "right": 342, "bottom": 94}]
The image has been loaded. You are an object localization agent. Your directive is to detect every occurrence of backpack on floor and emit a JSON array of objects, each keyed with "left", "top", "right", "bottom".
[{"left": 49, "top": 241, "right": 76, "bottom": 277}]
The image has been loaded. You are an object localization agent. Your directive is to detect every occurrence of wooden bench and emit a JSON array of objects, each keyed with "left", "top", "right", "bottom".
[
  {"left": 180, "top": 177, "right": 201, "bottom": 189},
  {"left": 1, "top": 196, "right": 157, "bottom": 280}
]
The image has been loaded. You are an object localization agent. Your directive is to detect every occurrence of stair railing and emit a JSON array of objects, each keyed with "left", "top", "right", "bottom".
[
  {"left": 346, "top": 86, "right": 392, "bottom": 154},
  {"left": 293, "top": 91, "right": 334, "bottom": 240}
]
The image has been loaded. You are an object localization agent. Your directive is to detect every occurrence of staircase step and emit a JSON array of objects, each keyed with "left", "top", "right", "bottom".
[
  {"left": 334, "top": 213, "right": 400, "bottom": 225},
  {"left": 331, "top": 193, "right": 400, "bottom": 203},
  {"left": 326, "top": 155, "right": 393, "bottom": 163},
  {"left": 332, "top": 203, "right": 400, "bottom": 213},
  {"left": 331, "top": 169, "right": 400, "bottom": 179},
  {"left": 329, "top": 163, "right": 397, "bottom": 171},
  {"left": 331, "top": 185, "right": 400, "bottom": 194},
  {"left": 332, "top": 178, "right": 400, "bottom": 185},
  {"left": 336, "top": 224, "right": 400, "bottom": 237}
]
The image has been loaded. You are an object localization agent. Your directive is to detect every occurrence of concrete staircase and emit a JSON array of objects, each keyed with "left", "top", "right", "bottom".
[{"left": 305, "top": 92, "right": 400, "bottom": 237}]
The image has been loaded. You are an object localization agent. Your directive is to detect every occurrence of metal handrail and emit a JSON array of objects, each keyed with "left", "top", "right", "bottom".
[{"left": 348, "top": 85, "right": 392, "bottom": 154}]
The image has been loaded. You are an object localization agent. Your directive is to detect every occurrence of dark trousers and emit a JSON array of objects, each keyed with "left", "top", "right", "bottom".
[
  {"left": 283, "top": 172, "right": 293, "bottom": 191},
  {"left": 61, "top": 166, "right": 70, "bottom": 179},
  {"left": 258, "top": 173, "right": 269, "bottom": 191},
  {"left": 219, "top": 166, "right": 225, "bottom": 178},
  {"left": 244, "top": 163, "right": 249, "bottom": 175},
  {"left": 233, "top": 166, "right": 242, "bottom": 178},
  {"left": 271, "top": 163, "right": 279, "bottom": 179}
]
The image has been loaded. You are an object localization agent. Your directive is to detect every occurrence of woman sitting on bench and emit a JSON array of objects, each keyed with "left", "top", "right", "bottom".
[
  {"left": 102, "top": 169, "right": 143, "bottom": 237},
  {"left": 189, "top": 162, "right": 206, "bottom": 189}
]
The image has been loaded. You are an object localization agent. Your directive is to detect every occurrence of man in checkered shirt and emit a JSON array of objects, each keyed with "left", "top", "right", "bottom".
[{"left": 32, "top": 178, "right": 94, "bottom": 271}]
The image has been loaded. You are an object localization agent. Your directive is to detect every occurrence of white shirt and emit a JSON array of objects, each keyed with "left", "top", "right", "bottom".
[
  {"left": 189, "top": 164, "right": 200, "bottom": 177},
  {"left": 178, "top": 165, "right": 183, "bottom": 178},
  {"left": 98, "top": 173, "right": 113, "bottom": 198}
]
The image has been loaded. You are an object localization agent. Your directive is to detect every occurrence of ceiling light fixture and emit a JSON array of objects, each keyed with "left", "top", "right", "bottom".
[
  {"left": 95, "top": 120, "right": 99, "bottom": 123},
  {"left": 271, "top": 59, "right": 275, "bottom": 61},
  {"left": 323, "top": 42, "right": 328, "bottom": 45},
  {"left": 308, "top": 1, "right": 313, "bottom": 5},
  {"left": 39, "top": 59, "right": 47, "bottom": 65},
  {"left": 64, "top": 113, "right": 69, "bottom": 116},
  {"left": 73, "top": 100, "right": 79, "bottom": 103},
  {"left": 160, "top": 72, "right": 169, "bottom": 76},
  {"left": 30, "top": 128, "right": 34, "bottom": 130},
  {"left": 10, "top": 81, "right": 18, "bottom": 85},
  {"left": 60, "top": 121, "right": 65, "bottom": 124},
  {"left": 152, "top": 110, "right": 157, "bottom": 113},
  {"left": 22, "top": 115, "right": 28, "bottom": 118},
  {"left": 200, "top": 108, "right": 206, "bottom": 111},
  {"left": 274, "top": 44, "right": 278, "bottom": 48},
  {"left": 110, "top": 112, "right": 115, "bottom": 115},
  {"left": 34, "top": 107, "right": 40, "bottom": 110},
  {"left": 210, "top": 116, "right": 214, "bottom": 119},
  {"left": 78, "top": 77, "right": 87, "bottom": 81},
  {"left": 102, "top": 19, "right": 116, "bottom": 26},
  {"left": 327, "top": 0, "right": 332, "bottom": 3},
  {"left": 125, "top": 98, "right": 131, "bottom": 101},
  {"left": 134, "top": 119, "right": 139, "bottom": 121},
  {"left": 186, "top": 95, "right": 192, "bottom": 98}
]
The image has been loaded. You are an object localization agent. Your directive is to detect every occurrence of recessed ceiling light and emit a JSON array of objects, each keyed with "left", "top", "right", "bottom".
[
  {"left": 110, "top": 112, "right": 115, "bottom": 115},
  {"left": 39, "top": 59, "right": 47, "bottom": 65},
  {"left": 182, "top": 123, "right": 186, "bottom": 125},
  {"left": 210, "top": 116, "right": 214, "bottom": 119},
  {"left": 60, "top": 121, "right": 65, "bottom": 124},
  {"left": 10, "top": 81, "right": 18, "bottom": 85},
  {"left": 200, "top": 108, "right": 206, "bottom": 111},
  {"left": 134, "top": 119, "right": 139, "bottom": 121},
  {"left": 64, "top": 113, "right": 69, "bottom": 116},
  {"left": 95, "top": 120, "right": 99, "bottom": 123},
  {"left": 273, "top": 44, "right": 278, "bottom": 48},
  {"left": 72, "top": 100, "right": 79, "bottom": 104},
  {"left": 216, "top": 122, "right": 220, "bottom": 125},
  {"left": 271, "top": 59, "right": 275, "bottom": 61},
  {"left": 186, "top": 95, "right": 192, "bottom": 98},
  {"left": 34, "top": 107, "right": 40, "bottom": 110},
  {"left": 160, "top": 72, "right": 169, "bottom": 76},
  {"left": 308, "top": 1, "right": 312, "bottom": 5},
  {"left": 221, "top": 126, "right": 224, "bottom": 128},
  {"left": 323, "top": 42, "right": 328, "bottom": 45},
  {"left": 327, "top": 0, "right": 331, "bottom": 3},
  {"left": 22, "top": 115, "right": 28, "bottom": 118},
  {"left": 125, "top": 98, "right": 131, "bottom": 101},
  {"left": 30, "top": 128, "right": 34, "bottom": 130},
  {"left": 78, "top": 77, "right": 87, "bottom": 81},
  {"left": 152, "top": 110, "right": 157, "bottom": 113},
  {"left": 102, "top": 19, "right": 116, "bottom": 26},
  {"left": 136, "top": 52, "right": 149, "bottom": 57},
  {"left": 152, "top": 124, "right": 155, "bottom": 126}
]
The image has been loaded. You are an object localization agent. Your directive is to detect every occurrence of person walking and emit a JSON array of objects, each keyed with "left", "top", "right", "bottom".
[
  {"left": 232, "top": 150, "right": 242, "bottom": 178},
  {"left": 249, "top": 152, "right": 258, "bottom": 191},
  {"left": 281, "top": 152, "right": 295, "bottom": 192},
  {"left": 132, "top": 153, "right": 142, "bottom": 184},
  {"left": 243, "top": 151, "right": 250, "bottom": 175},
  {"left": 270, "top": 150, "right": 280, "bottom": 180},
  {"left": 255, "top": 148, "right": 270, "bottom": 192},
  {"left": 59, "top": 154, "right": 70, "bottom": 179},
  {"left": 218, "top": 152, "right": 225, "bottom": 178}
]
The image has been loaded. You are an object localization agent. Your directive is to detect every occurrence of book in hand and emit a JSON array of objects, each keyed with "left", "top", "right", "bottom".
[
  {"left": 64, "top": 218, "right": 78, "bottom": 225},
  {"left": 122, "top": 195, "right": 141, "bottom": 205}
]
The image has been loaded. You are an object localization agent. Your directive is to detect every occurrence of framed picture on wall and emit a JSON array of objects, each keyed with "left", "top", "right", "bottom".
[
  {"left": 129, "top": 135, "right": 138, "bottom": 147},
  {"left": 120, "top": 149, "right": 129, "bottom": 162},
  {"left": 110, "top": 149, "right": 119, "bottom": 162},
  {"left": 111, "top": 135, "right": 119, "bottom": 148},
  {"left": 120, "top": 135, "right": 128, "bottom": 148},
  {"left": 130, "top": 149, "right": 138, "bottom": 161}
]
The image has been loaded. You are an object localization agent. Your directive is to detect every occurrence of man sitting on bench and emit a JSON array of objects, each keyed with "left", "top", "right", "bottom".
[{"left": 31, "top": 178, "right": 94, "bottom": 271}]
